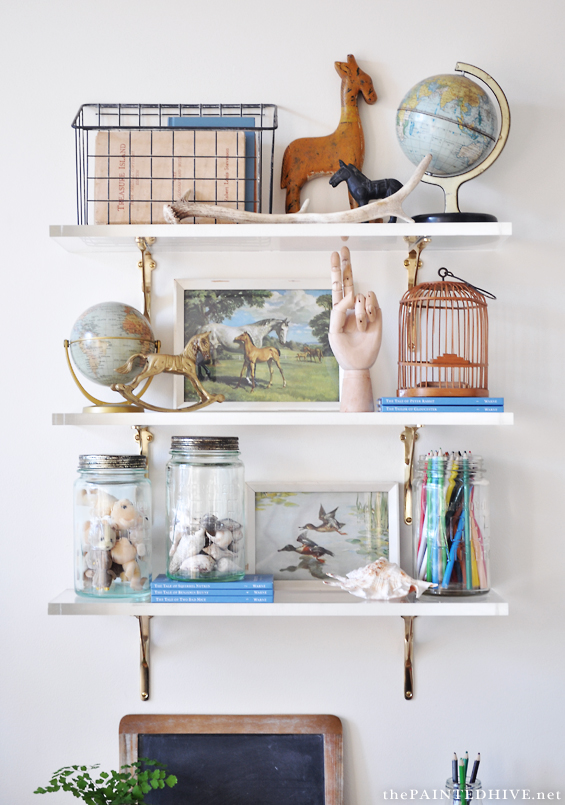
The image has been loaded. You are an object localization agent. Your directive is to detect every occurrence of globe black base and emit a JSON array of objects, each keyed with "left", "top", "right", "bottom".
[{"left": 412, "top": 212, "right": 498, "bottom": 224}]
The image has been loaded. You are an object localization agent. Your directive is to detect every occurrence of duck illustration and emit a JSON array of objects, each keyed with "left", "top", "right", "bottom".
[
  {"left": 280, "top": 556, "right": 330, "bottom": 580},
  {"left": 300, "top": 504, "right": 347, "bottom": 535},
  {"left": 278, "top": 533, "right": 334, "bottom": 562}
]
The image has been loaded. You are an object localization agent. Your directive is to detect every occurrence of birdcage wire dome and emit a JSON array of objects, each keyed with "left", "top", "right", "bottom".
[{"left": 397, "top": 279, "right": 489, "bottom": 397}]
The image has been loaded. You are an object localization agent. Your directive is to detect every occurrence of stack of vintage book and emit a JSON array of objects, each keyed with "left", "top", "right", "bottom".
[
  {"left": 376, "top": 397, "right": 504, "bottom": 413},
  {"left": 150, "top": 574, "right": 274, "bottom": 603}
]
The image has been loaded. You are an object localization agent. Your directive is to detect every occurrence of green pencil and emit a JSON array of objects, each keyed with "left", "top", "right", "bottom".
[{"left": 459, "top": 759, "right": 467, "bottom": 805}]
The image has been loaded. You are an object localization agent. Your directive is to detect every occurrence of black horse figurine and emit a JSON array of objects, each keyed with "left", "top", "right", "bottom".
[{"left": 329, "top": 160, "right": 403, "bottom": 222}]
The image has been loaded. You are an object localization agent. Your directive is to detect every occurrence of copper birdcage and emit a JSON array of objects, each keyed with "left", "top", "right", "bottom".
[{"left": 398, "top": 273, "right": 489, "bottom": 397}]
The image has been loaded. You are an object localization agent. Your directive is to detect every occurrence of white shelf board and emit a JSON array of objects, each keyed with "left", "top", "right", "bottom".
[
  {"left": 48, "top": 586, "right": 508, "bottom": 617},
  {"left": 49, "top": 223, "right": 512, "bottom": 253},
  {"left": 52, "top": 411, "right": 513, "bottom": 427}
]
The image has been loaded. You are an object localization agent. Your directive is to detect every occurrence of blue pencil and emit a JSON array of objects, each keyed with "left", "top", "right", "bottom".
[{"left": 441, "top": 511, "right": 465, "bottom": 588}]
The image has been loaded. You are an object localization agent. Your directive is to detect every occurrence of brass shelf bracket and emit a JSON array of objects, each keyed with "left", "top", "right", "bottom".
[
  {"left": 136, "top": 615, "right": 152, "bottom": 701},
  {"left": 400, "top": 425, "right": 422, "bottom": 525},
  {"left": 403, "top": 236, "right": 431, "bottom": 288},
  {"left": 136, "top": 237, "right": 156, "bottom": 323},
  {"left": 401, "top": 615, "right": 416, "bottom": 700},
  {"left": 132, "top": 426, "right": 153, "bottom": 460}
]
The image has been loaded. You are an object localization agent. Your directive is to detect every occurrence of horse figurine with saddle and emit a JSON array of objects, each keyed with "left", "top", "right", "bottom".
[{"left": 329, "top": 161, "right": 403, "bottom": 222}]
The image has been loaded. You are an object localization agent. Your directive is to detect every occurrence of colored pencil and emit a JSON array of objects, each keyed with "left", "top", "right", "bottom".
[
  {"left": 441, "top": 510, "right": 465, "bottom": 588},
  {"left": 463, "top": 454, "right": 472, "bottom": 590},
  {"left": 469, "top": 754, "right": 480, "bottom": 784},
  {"left": 459, "top": 759, "right": 467, "bottom": 805}
]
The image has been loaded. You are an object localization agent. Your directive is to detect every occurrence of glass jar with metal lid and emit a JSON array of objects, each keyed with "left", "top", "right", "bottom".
[
  {"left": 413, "top": 452, "right": 489, "bottom": 596},
  {"left": 167, "top": 436, "right": 245, "bottom": 581},
  {"left": 74, "top": 455, "right": 151, "bottom": 598}
]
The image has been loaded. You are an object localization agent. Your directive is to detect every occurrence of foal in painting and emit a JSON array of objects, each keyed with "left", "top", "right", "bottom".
[
  {"left": 280, "top": 54, "right": 377, "bottom": 213},
  {"left": 234, "top": 332, "right": 286, "bottom": 392}
]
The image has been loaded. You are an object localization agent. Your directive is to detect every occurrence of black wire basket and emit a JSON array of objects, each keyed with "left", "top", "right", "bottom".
[{"left": 72, "top": 103, "right": 278, "bottom": 224}]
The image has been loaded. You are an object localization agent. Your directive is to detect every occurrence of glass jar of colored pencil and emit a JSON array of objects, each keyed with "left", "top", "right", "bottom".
[
  {"left": 445, "top": 778, "right": 482, "bottom": 803},
  {"left": 413, "top": 451, "right": 489, "bottom": 595}
]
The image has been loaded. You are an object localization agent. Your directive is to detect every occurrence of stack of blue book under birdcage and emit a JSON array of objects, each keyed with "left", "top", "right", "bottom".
[{"left": 376, "top": 396, "right": 504, "bottom": 413}]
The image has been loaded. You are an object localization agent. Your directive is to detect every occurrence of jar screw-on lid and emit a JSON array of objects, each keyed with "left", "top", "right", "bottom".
[
  {"left": 78, "top": 455, "right": 147, "bottom": 470},
  {"left": 170, "top": 436, "right": 239, "bottom": 451}
]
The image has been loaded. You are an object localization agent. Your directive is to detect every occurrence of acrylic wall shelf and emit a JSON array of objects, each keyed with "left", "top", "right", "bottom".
[
  {"left": 48, "top": 586, "right": 508, "bottom": 617},
  {"left": 49, "top": 222, "right": 512, "bottom": 253},
  {"left": 52, "top": 411, "right": 514, "bottom": 427},
  {"left": 49, "top": 219, "right": 514, "bottom": 702},
  {"left": 48, "top": 585, "right": 508, "bottom": 702}
]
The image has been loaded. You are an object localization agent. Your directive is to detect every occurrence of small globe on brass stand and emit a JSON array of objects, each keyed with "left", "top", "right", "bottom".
[
  {"left": 396, "top": 62, "right": 510, "bottom": 223},
  {"left": 66, "top": 302, "right": 225, "bottom": 414},
  {"left": 65, "top": 301, "right": 158, "bottom": 413}
]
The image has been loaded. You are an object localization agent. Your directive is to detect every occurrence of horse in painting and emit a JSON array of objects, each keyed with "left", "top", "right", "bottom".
[
  {"left": 234, "top": 332, "right": 286, "bottom": 392},
  {"left": 196, "top": 317, "right": 290, "bottom": 364}
]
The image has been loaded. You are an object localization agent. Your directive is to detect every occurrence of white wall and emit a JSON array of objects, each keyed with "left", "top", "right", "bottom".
[{"left": 1, "top": 0, "right": 564, "bottom": 801}]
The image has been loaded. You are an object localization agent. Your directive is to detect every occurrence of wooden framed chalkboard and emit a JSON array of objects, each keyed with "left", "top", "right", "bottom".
[{"left": 119, "top": 714, "right": 343, "bottom": 805}]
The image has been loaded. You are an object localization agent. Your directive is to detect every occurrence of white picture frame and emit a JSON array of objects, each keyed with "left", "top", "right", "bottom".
[
  {"left": 245, "top": 482, "right": 400, "bottom": 581},
  {"left": 174, "top": 278, "right": 340, "bottom": 410}
]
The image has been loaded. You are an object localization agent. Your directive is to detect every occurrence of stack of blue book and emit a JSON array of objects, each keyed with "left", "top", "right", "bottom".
[
  {"left": 150, "top": 574, "right": 274, "bottom": 603},
  {"left": 376, "top": 397, "right": 504, "bottom": 413}
]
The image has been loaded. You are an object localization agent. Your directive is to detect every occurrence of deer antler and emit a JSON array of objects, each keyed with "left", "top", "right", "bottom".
[{"left": 164, "top": 155, "right": 432, "bottom": 225}]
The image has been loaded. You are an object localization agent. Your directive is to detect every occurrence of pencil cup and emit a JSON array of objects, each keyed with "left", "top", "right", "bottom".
[
  {"left": 413, "top": 453, "right": 490, "bottom": 595},
  {"left": 446, "top": 778, "right": 482, "bottom": 802}
]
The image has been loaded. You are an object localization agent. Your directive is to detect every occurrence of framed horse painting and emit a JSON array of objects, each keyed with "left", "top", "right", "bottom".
[{"left": 174, "top": 278, "right": 340, "bottom": 410}]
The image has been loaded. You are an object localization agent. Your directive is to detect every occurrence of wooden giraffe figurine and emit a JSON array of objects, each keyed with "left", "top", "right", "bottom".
[{"left": 280, "top": 54, "right": 377, "bottom": 213}]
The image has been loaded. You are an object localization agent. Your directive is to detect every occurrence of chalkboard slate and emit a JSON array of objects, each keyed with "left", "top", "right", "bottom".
[
  {"left": 120, "top": 714, "right": 343, "bottom": 805},
  {"left": 139, "top": 732, "right": 325, "bottom": 805}
]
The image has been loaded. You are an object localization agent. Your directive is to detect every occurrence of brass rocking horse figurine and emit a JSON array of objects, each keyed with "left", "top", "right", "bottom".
[
  {"left": 112, "top": 332, "right": 225, "bottom": 413},
  {"left": 280, "top": 54, "right": 377, "bottom": 213}
]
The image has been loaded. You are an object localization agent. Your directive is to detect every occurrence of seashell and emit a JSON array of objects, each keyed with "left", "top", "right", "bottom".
[
  {"left": 169, "top": 529, "right": 206, "bottom": 572},
  {"left": 179, "top": 554, "right": 215, "bottom": 575},
  {"left": 201, "top": 514, "right": 219, "bottom": 534},
  {"left": 203, "top": 543, "right": 232, "bottom": 561},
  {"left": 217, "top": 518, "right": 241, "bottom": 531},
  {"left": 231, "top": 527, "right": 244, "bottom": 542},
  {"left": 216, "top": 556, "right": 242, "bottom": 574},
  {"left": 323, "top": 558, "right": 436, "bottom": 601},
  {"left": 207, "top": 529, "right": 233, "bottom": 549}
]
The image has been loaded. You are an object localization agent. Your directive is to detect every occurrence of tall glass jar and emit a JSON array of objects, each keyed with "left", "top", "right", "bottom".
[
  {"left": 167, "top": 436, "right": 245, "bottom": 581},
  {"left": 413, "top": 453, "right": 489, "bottom": 595},
  {"left": 74, "top": 455, "right": 151, "bottom": 599}
]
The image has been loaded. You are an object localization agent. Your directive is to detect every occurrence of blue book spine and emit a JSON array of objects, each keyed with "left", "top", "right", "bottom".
[
  {"left": 150, "top": 588, "right": 273, "bottom": 597},
  {"left": 151, "top": 573, "right": 273, "bottom": 590},
  {"left": 151, "top": 596, "right": 274, "bottom": 603},
  {"left": 377, "top": 406, "right": 504, "bottom": 413},
  {"left": 377, "top": 397, "right": 504, "bottom": 406},
  {"left": 167, "top": 116, "right": 255, "bottom": 211}
]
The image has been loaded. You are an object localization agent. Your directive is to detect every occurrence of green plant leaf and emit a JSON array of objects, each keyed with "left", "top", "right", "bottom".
[{"left": 165, "top": 775, "right": 178, "bottom": 787}]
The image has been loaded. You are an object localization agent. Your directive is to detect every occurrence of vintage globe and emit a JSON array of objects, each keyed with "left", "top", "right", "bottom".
[
  {"left": 396, "top": 73, "right": 498, "bottom": 176},
  {"left": 69, "top": 302, "right": 156, "bottom": 386}
]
